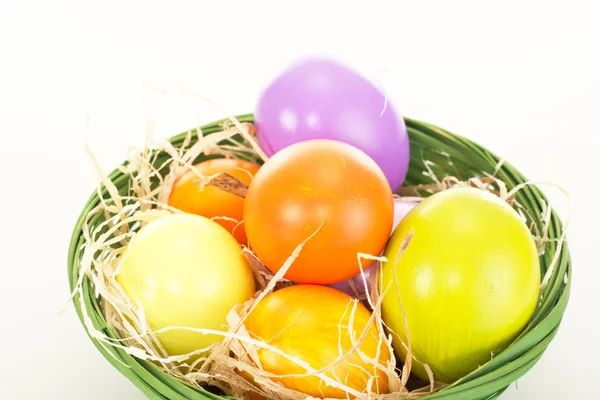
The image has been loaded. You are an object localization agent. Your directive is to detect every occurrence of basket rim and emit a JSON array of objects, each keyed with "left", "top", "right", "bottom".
[{"left": 67, "top": 114, "right": 572, "bottom": 400}]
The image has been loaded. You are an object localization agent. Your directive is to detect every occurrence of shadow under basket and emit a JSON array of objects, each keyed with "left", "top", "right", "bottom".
[{"left": 67, "top": 114, "right": 571, "bottom": 400}]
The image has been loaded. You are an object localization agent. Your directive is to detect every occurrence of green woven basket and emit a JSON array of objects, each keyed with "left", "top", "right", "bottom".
[{"left": 67, "top": 114, "right": 571, "bottom": 400}]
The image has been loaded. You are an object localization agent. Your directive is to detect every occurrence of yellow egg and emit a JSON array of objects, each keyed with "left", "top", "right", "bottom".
[
  {"left": 116, "top": 213, "right": 256, "bottom": 357},
  {"left": 244, "top": 285, "right": 391, "bottom": 398},
  {"left": 380, "top": 188, "right": 540, "bottom": 383}
]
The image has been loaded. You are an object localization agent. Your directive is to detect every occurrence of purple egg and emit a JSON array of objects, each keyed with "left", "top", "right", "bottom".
[
  {"left": 255, "top": 58, "right": 410, "bottom": 191},
  {"left": 329, "top": 264, "right": 375, "bottom": 300},
  {"left": 392, "top": 198, "right": 418, "bottom": 231},
  {"left": 329, "top": 198, "right": 418, "bottom": 299}
]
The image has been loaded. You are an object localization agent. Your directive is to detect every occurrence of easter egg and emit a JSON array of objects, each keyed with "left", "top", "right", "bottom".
[
  {"left": 380, "top": 188, "right": 540, "bottom": 383},
  {"left": 116, "top": 213, "right": 256, "bottom": 357},
  {"left": 255, "top": 57, "right": 410, "bottom": 191},
  {"left": 328, "top": 265, "right": 375, "bottom": 301},
  {"left": 244, "top": 285, "right": 391, "bottom": 398},
  {"left": 392, "top": 198, "right": 418, "bottom": 232},
  {"left": 168, "top": 158, "right": 260, "bottom": 245},
  {"left": 244, "top": 139, "right": 394, "bottom": 284},
  {"left": 329, "top": 198, "right": 418, "bottom": 299}
]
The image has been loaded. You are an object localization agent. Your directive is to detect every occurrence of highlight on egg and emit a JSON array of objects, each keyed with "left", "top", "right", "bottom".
[
  {"left": 255, "top": 57, "right": 410, "bottom": 191},
  {"left": 116, "top": 213, "right": 256, "bottom": 357},
  {"left": 380, "top": 188, "right": 541, "bottom": 383},
  {"left": 244, "top": 139, "right": 394, "bottom": 284}
]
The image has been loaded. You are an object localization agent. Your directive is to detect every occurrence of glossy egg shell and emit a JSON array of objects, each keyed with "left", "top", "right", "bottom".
[
  {"left": 116, "top": 213, "right": 256, "bottom": 357},
  {"left": 168, "top": 158, "right": 260, "bottom": 245},
  {"left": 244, "top": 139, "right": 394, "bottom": 284},
  {"left": 244, "top": 285, "right": 391, "bottom": 398},
  {"left": 380, "top": 188, "right": 540, "bottom": 383},
  {"left": 255, "top": 57, "right": 410, "bottom": 191},
  {"left": 329, "top": 198, "right": 418, "bottom": 298}
]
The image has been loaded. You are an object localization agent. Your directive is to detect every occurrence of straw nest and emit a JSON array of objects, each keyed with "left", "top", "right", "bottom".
[{"left": 67, "top": 114, "right": 571, "bottom": 400}]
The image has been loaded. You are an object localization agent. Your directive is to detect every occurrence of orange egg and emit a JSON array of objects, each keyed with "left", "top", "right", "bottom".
[
  {"left": 168, "top": 158, "right": 260, "bottom": 245},
  {"left": 244, "top": 285, "right": 391, "bottom": 398},
  {"left": 244, "top": 139, "right": 393, "bottom": 284}
]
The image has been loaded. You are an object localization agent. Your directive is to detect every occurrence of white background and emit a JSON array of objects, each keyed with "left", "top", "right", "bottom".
[{"left": 0, "top": 0, "right": 598, "bottom": 399}]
